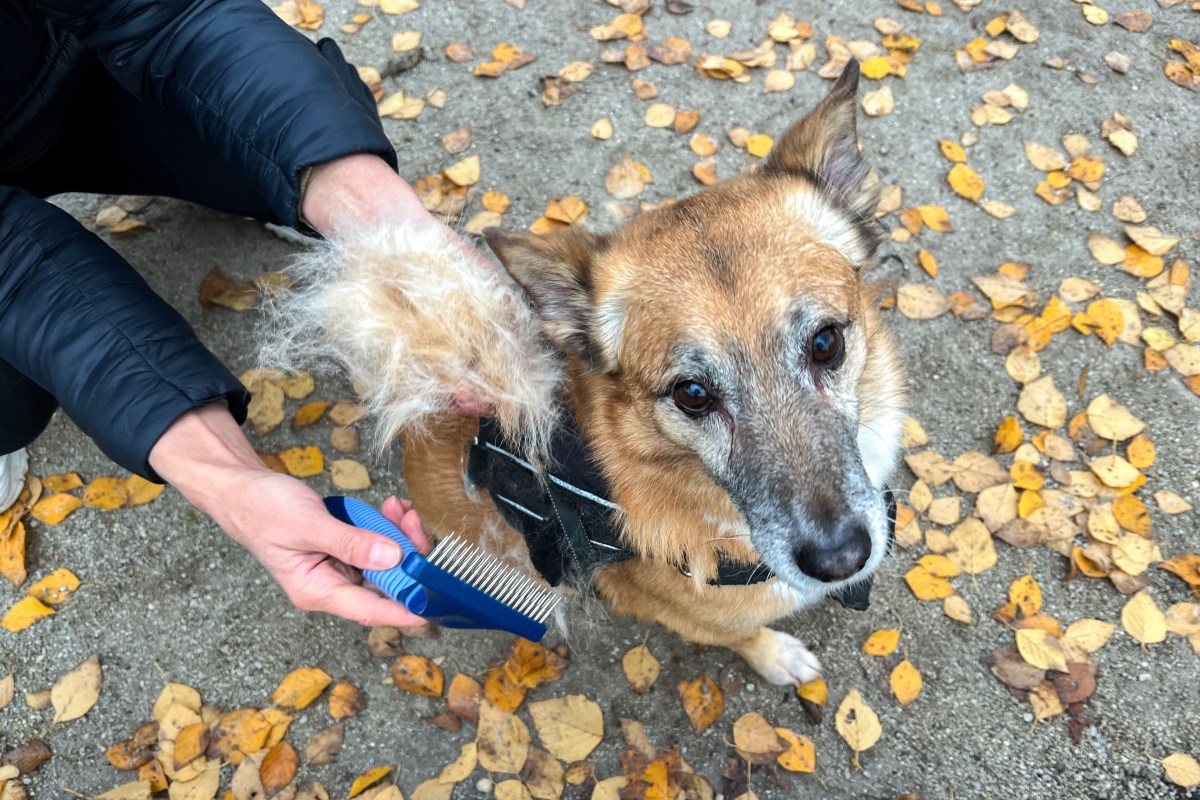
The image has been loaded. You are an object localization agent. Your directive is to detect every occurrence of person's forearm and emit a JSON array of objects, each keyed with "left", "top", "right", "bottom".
[{"left": 147, "top": 402, "right": 267, "bottom": 528}]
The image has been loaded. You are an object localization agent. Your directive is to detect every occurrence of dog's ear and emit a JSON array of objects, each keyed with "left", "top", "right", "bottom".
[
  {"left": 485, "top": 226, "right": 611, "bottom": 370},
  {"left": 763, "top": 59, "right": 876, "bottom": 219}
]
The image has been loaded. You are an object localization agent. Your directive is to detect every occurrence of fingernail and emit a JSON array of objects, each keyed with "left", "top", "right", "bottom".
[{"left": 369, "top": 540, "right": 401, "bottom": 569}]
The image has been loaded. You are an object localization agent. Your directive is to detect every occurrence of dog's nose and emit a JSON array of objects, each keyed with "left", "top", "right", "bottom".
[{"left": 793, "top": 518, "right": 871, "bottom": 582}]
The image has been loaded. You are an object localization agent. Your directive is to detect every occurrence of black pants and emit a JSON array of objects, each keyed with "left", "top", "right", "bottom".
[{"left": 1, "top": 42, "right": 375, "bottom": 457}]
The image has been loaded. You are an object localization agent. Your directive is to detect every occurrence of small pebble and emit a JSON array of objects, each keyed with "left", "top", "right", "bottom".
[{"left": 476, "top": 777, "right": 494, "bottom": 794}]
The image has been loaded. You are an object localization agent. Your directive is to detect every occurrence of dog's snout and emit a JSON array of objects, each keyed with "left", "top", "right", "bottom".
[{"left": 793, "top": 518, "right": 871, "bottom": 582}]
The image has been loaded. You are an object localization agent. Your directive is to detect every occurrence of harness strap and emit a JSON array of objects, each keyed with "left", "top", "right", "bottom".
[{"left": 467, "top": 416, "right": 893, "bottom": 608}]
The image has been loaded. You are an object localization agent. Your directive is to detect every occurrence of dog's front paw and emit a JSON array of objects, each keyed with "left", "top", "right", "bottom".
[{"left": 736, "top": 627, "right": 822, "bottom": 686}]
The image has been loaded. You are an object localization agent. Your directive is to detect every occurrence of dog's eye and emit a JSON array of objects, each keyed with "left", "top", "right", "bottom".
[
  {"left": 810, "top": 325, "right": 845, "bottom": 368},
  {"left": 673, "top": 380, "right": 716, "bottom": 416}
]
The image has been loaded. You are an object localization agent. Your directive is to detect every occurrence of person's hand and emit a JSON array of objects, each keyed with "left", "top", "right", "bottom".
[
  {"left": 301, "top": 153, "right": 499, "bottom": 418},
  {"left": 218, "top": 473, "right": 433, "bottom": 626},
  {"left": 301, "top": 153, "right": 495, "bottom": 274},
  {"left": 149, "top": 403, "right": 434, "bottom": 627}
]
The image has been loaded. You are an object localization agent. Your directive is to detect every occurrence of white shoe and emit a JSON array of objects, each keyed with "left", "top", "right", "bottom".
[
  {"left": 0, "top": 448, "right": 29, "bottom": 512},
  {"left": 263, "top": 222, "right": 312, "bottom": 246}
]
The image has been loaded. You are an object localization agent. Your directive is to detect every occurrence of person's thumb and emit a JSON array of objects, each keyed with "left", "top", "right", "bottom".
[{"left": 314, "top": 521, "right": 403, "bottom": 572}]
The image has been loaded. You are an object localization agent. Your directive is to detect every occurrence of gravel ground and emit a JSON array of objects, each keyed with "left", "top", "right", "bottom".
[{"left": 3, "top": 1, "right": 1199, "bottom": 799}]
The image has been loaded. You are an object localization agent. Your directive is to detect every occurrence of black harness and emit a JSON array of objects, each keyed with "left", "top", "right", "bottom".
[{"left": 466, "top": 416, "right": 895, "bottom": 610}]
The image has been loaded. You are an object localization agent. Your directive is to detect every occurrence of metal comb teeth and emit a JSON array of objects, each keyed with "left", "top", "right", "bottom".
[{"left": 427, "top": 535, "right": 562, "bottom": 623}]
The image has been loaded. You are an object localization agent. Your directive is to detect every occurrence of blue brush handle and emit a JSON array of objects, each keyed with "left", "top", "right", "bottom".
[{"left": 323, "top": 496, "right": 421, "bottom": 603}]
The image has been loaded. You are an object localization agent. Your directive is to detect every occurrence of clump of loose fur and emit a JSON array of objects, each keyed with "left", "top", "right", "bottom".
[{"left": 259, "top": 224, "right": 561, "bottom": 463}]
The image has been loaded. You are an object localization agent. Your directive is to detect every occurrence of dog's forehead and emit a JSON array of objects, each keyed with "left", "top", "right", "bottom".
[{"left": 593, "top": 176, "right": 863, "bottom": 338}]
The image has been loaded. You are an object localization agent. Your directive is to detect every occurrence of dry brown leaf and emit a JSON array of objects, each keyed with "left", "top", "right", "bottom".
[
  {"left": 904, "top": 565, "right": 954, "bottom": 600},
  {"left": 1018, "top": 375, "right": 1067, "bottom": 429},
  {"left": 774, "top": 727, "right": 815, "bottom": 773},
  {"left": 0, "top": 522, "right": 26, "bottom": 588},
  {"left": 447, "top": 674, "right": 482, "bottom": 724},
  {"left": 166, "top": 761, "right": 220, "bottom": 800},
  {"left": 732, "top": 712, "right": 785, "bottom": 764},
  {"left": 621, "top": 644, "right": 659, "bottom": 693},
  {"left": 1112, "top": 195, "right": 1146, "bottom": 223},
  {"left": 1005, "top": 347, "right": 1040, "bottom": 384},
  {"left": 746, "top": 133, "right": 773, "bottom": 158},
  {"left": 943, "top": 594, "right": 973, "bottom": 624},
  {"left": 1154, "top": 491, "right": 1193, "bottom": 514},
  {"left": 1126, "top": 224, "right": 1179, "bottom": 257},
  {"left": 889, "top": 659, "right": 922, "bottom": 706},
  {"left": 278, "top": 446, "right": 324, "bottom": 478},
  {"left": 861, "top": 629, "right": 900, "bottom": 656},
  {"left": 605, "top": 154, "right": 648, "bottom": 199},
  {"left": 304, "top": 723, "right": 345, "bottom": 766},
  {"left": 947, "top": 518, "right": 997, "bottom": 574},
  {"left": 1015, "top": 629, "right": 1068, "bottom": 672},
  {"left": 1121, "top": 590, "right": 1166, "bottom": 645},
  {"left": 443, "top": 156, "right": 481, "bottom": 187},
  {"left": 259, "top": 741, "right": 298, "bottom": 798},
  {"left": 51, "top": 653, "right": 101, "bottom": 723},
  {"left": 981, "top": 199, "right": 1017, "bottom": 219},
  {"left": 476, "top": 701, "right": 530, "bottom": 774},
  {"left": 861, "top": 85, "right": 895, "bottom": 116},
  {"left": 1063, "top": 619, "right": 1116, "bottom": 652},
  {"left": 519, "top": 745, "right": 562, "bottom": 800},
  {"left": 1085, "top": 395, "right": 1145, "bottom": 441},
  {"left": 330, "top": 460, "right": 371, "bottom": 491},
  {"left": 272, "top": 668, "right": 332, "bottom": 711},
  {"left": 1086, "top": 232, "right": 1125, "bottom": 265},
  {"left": 349, "top": 767, "right": 393, "bottom": 799},
  {"left": 94, "top": 781, "right": 152, "bottom": 800},
  {"left": 1163, "top": 753, "right": 1200, "bottom": 789},
  {"left": 245, "top": 381, "right": 287, "bottom": 438},
  {"left": 328, "top": 682, "right": 366, "bottom": 720},
  {"left": 677, "top": 674, "right": 724, "bottom": 734},
  {"left": 0, "top": 674, "right": 14, "bottom": 714},
  {"left": 947, "top": 164, "right": 984, "bottom": 202},
  {"left": 528, "top": 695, "right": 603, "bottom": 763},
  {"left": 208, "top": 708, "right": 271, "bottom": 765},
  {"left": 42, "top": 473, "right": 82, "bottom": 493},
  {"left": 1087, "top": 454, "right": 1140, "bottom": 489},
  {"left": 391, "top": 655, "right": 444, "bottom": 697},
  {"left": 1023, "top": 141, "right": 1067, "bottom": 172},
  {"left": 927, "top": 496, "right": 961, "bottom": 526},
  {"left": 763, "top": 69, "right": 796, "bottom": 92},
  {"left": 441, "top": 126, "right": 471, "bottom": 154},
  {"left": 897, "top": 284, "right": 950, "bottom": 319},
  {"left": 26, "top": 568, "right": 79, "bottom": 605},
  {"left": 834, "top": 689, "right": 882, "bottom": 767}
]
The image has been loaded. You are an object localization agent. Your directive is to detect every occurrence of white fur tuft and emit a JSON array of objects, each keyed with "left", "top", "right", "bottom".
[{"left": 258, "top": 224, "right": 562, "bottom": 463}]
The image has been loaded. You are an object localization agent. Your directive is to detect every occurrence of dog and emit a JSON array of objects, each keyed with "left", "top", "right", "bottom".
[{"left": 391, "top": 60, "right": 905, "bottom": 686}]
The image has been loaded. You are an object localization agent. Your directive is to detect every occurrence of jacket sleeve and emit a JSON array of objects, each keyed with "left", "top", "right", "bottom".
[
  {"left": 30, "top": 0, "right": 397, "bottom": 229},
  {"left": 0, "top": 186, "right": 250, "bottom": 480}
]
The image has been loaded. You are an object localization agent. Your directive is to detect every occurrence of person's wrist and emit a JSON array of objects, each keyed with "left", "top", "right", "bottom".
[
  {"left": 301, "top": 153, "right": 431, "bottom": 238},
  {"left": 148, "top": 403, "right": 270, "bottom": 521}
]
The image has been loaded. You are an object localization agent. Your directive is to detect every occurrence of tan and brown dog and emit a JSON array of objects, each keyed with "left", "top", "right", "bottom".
[{"left": 400, "top": 61, "right": 905, "bottom": 686}]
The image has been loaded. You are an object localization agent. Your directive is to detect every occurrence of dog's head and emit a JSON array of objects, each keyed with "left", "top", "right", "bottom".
[{"left": 485, "top": 61, "right": 903, "bottom": 598}]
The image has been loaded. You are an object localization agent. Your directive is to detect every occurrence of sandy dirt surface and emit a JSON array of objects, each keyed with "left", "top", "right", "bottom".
[{"left": 3, "top": 1, "right": 1199, "bottom": 799}]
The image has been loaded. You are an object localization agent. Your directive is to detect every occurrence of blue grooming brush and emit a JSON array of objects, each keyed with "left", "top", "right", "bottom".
[{"left": 324, "top": 496, "right": 560, "bottom": 641}]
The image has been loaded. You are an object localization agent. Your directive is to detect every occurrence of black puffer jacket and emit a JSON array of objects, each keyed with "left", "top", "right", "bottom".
[{"left": 0, "top": 0, "right": 397, "bottom": 477}]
